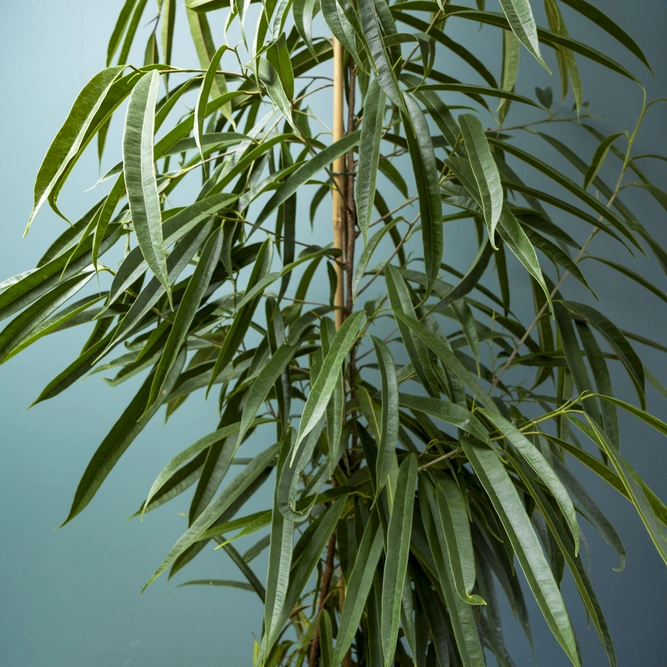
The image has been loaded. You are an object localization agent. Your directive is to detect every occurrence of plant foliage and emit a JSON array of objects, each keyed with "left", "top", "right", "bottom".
[{"left": 3, "top": 0, "right": 667, "bottom": 665}]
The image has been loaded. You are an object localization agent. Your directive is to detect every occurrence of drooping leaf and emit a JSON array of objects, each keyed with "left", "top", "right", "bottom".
[
  {"left": 420, "top": 483, "right": 486, "bottom": 665},
  {"left": 460, "top": 437, "right": 580, "bottom": 666},
  {"left": 458, "top": 113, "right": 503, "bottom": 248},
  {"left": 372, "top": 337, "right": 400, "bottom": 497},
  {"left": 478, "top": 408, "right": 579, "bottom": 551},
  {"left": 255, "top": 131, "right": 361, "bottom": 228},
  {"left": 263, "top": 436, "right": 296, "bottom": 646},
  {"left": 27, "top": 66, "right": 125, "bottom": 231},
  {"left": 404, "top": 96, "right": 443, "bottom": 296},
  {"left": 333, "top": 510, "right": 384, "bottom": 665},
  {"left": 143, "top": 443, "right": 279, "bottom": 591},
  {"left": 584, "top": 132, "right": 625, "bottom": 189},
  {"left": 356, "top": 79, "right": 386, "bottom": 247},
  {"left": 123, "top": 70, "right": 171, "bottom": 302},
  {"left": 558, "top": 0, "right": 652, "bottom": 72},
  {"left": 381, "top": 454, "right": 418, "bottom": 666},
  {"left": 497, "top": 0, "right": 549, "bottom": 69},
  {"left": 147, "top": 228, "right": 223, "bottom": 407},
  {"left": 195, "top": 44, "right": 230, "bottom": 169},
  {"left": 293, "top": 312, "right": 365, "bottom": 453},
  {"left": 498, "top": 29, "right": 520, "bottom": 122},
  {"left": 62, "top": 348, "right": 186, "bottom": 526},
  {"left": 432, "top": 473, "right": 485, "bottom": 605}
]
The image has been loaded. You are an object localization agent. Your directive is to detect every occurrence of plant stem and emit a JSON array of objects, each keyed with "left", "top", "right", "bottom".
[{"left": 332, "top": 37, "right": 346, "bottom": 331}]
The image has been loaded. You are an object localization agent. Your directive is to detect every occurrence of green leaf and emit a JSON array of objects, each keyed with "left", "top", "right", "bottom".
[
  {"left": 263, "top": 437, "right": 296, "bottom": 645},
  {"left": 175, "top": 579, "right": 255, "bottom": 591},
  {"left": 352, "top": 218, "right": 400, "bottom": 301},
  {"left": 293, "top": 0, "right": 319, "bottom": 55},
  {"left": 407, "top": 83, "right": 538, "bottom": 110},
  {"left": 0, "top": 293, "right": 104, "bottom": 364},
  {"left": 107, "top": 0, "right": 138, "bottom": 65},
  {"left": 117, "top": 0, "right": 149, "bottom": 65},
  {"left": 446, "top": 156, "right": 549, "bottom": 303},
  {"left": 258, "top": 55, "right": 296, "bottom": 130},
  {"left": 356, "top": 79, "right": 386, "bottom": 247},
  {"left": 0, "top": 273, "right": 94, "bottom": 364},
  {"left": 460, "top": 437, "right": 580, "bottom": 666},
  {"left": 321, "top": 0, "right": 363, "bottom": 67},
  {"left": 535, "top": 86, "right": 553, "bottom": 109},
  {"left": 451, "top": 299, "right": 481, "bottom": 374},
  {"left": 92, "top": 174, "right": 126, "bottom": 269},
  {"left": 584, "top": 132, "right": 625, "bottom": 189},
  {"left": 27, "top": 65, "right": 124, "bottom": 232},
  {"left": 441, "top": 6, "right": 637, "bottom": 81},
  {"left": 575, "top": 322, "right": 620, "bottom": 449},
  {"left": 487, "top": 137, "right": 639, "bottom": 250},
  {"left": 372, "top": 337, "right": 400, "bottom": 497},
  {"left": 553, "top": 457, "right": 625, "bottom": 571},
  {"left": 381, "top": 454, "right": 418, "bottom": 667},
  {"left": 498, "top": 30, "right": 520, "bottom": 122},
  {"left": 552, "top": 299, "right": 602, "bottom": 430},
  {"left": 404, "top": 96, "right": 443, "bottom": 296},
  {"left": 358, "top": 0, "right": 404, "bottom": 107},
  {"left": 143, "top": 443, "right": 279, "bottom": 591},
  {"left": 255, "top": 131, "right": 361, "bottom": 228},
  {"left": 142, "top": 420, "right": 271, "bottom": 517},
  {"left": 109, "top": 219, "right": 214, "bottom": 348},
  {"left": 392, "top": 310, "right": 497, "bottom": 411},
  {"left": 123, "top": 70, "right": 171, "bottom": 302},
  {"left": 497, "top": 0, "right": 548, "bottom": 69},
  {"left": 564, "top": 301, "right": 645, "bottom": 409},
  {"left": 558, "top": 0, "right": 652, "bottom": 72},
  {"left": 293, "top": 312, "right": 365, "bottom": 454},
  {"left": 478, "top": 408, "right": 579, "bottom": 552},
  {"left": 31, "top": 328, "right": 119, "bottom": 405},
  {"left": 458, "top": 113, "right": 503, "bottom": 248},
  {"left": 333, "top": 510, "right": 384, "bottom": 666},
  {"left": 262, "top": 498, "right": 347, "bottom": 657},
  {"left": 266, "top": 34, "right": 295, "bottom": 101},
  {"left": 195, "top": 44, "right": 229, "bottom": 169},
  {"left": 207, "top": 238, "right": 273, "bottom": 392},
  {"left": 420, "top": 482, "right": 486, "bottom": 665},
  {"left": 238, "top": 342, "right": 301, "bottom": 447},
  {"left": 510, "top": 453, "right": 618, "bottom": 667},
  {"left": 569, "top": 417, "right": 667, "bottom": 566},
  {"left": 433, "top": 474, "right": 485, "bottom": 605},
  {"left": 497, "top": 206, "right": 550, "bottom": 306},
  {"left": 384, "top": 264, "right": 440, "bottom": 398},
  {"left": 591, "top": 394, "right": 667, "bottom": 438},
  {"left": 319, "top": 609, "right": 334, "bottom": 667},
  {"left": 61, "top": 348, "right": 186, "bottom": 527},
  {"left": 544, "top": 0, "right": 582, "bottom": 111},
  {"left": 398, "top": 394, "right": 490, "bottom": 443},
  {"left": 147, "top": 228, "right": 223, "bottom": 408}
]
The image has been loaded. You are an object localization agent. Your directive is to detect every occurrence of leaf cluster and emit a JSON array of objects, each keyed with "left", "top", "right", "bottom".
[{"left": 3, "top": 0, "right": 667, "bottom": 665}]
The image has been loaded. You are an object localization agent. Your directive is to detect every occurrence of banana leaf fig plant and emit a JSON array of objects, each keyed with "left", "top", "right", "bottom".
[{"left": 3, "top": 0, "right": 667, "bottom": 664}]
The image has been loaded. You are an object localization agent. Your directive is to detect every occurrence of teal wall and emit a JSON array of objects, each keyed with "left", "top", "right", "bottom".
[{"left": 1, "top": 1, "right": 666, "bottom": 665}]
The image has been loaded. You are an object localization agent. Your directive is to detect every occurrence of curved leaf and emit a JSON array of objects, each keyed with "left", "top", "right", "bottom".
[
  {"left": 381, "top": 454, "right": 418, "bottom": 666},
  {"left": 27, "top": 65, "right": 124, "bottom": 231},
  {"left": 460, "top": 436, "right": 580, "bottom": 666},
  {"left": 123, "top": 70, "right": 171, "bottom": 301}
]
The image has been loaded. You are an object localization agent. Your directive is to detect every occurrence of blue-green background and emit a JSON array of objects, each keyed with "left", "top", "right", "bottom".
[{"left": 1, "top": 1, "right": 666, "bottom": 665}]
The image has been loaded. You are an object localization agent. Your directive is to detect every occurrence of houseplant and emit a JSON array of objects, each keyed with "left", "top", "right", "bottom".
[{"left": 2, "top": 0, "right": 666, "bottom": 664}]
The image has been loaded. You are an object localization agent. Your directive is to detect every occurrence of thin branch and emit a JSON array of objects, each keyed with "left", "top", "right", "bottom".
[{"left": 488, "top": 96, "right": 648, "bottom": 395}]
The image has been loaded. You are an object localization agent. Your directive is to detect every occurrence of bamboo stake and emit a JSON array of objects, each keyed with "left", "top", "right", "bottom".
[
  {"left": 308, "top": 37, "right": 347, "bottom": 667},
  {"left": 332, "top": 37, "right": 346, "bottom": 330}
]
